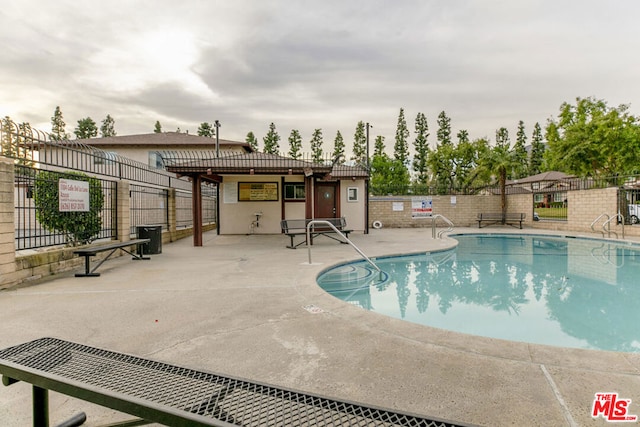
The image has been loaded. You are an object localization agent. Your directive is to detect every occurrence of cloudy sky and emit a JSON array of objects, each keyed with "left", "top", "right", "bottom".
[{"left": 2, "top": 0, "right": 640, "bottom": 155}]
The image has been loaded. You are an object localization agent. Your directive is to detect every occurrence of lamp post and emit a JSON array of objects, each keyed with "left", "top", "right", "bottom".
[{"left": 214, "top": 120, "right": 221, "bottom": 158}]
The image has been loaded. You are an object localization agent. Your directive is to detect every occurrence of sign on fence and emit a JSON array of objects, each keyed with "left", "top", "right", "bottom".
[
  {"left": 411, "top": 196, "right": 432, "bottom": 218},
  {"left": 59, "top": 179, "right": 89, "bottom": 212}
]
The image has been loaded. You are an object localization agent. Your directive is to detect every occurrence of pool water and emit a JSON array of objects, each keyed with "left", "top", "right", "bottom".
[{"left": 317, "top": 234, "right": 640, "bottom": 352}]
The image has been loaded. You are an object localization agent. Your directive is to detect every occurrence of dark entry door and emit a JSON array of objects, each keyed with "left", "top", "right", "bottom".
[{"left": 315, "top": 183, "right": 337, "bottom": 218}]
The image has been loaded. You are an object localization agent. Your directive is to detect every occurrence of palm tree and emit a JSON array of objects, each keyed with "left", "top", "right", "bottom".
[{"left": 474, "top": 143, "right": 518, "bottom": 223}]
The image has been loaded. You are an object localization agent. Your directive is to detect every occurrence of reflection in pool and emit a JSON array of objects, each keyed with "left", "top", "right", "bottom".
[{"left": 317, "top": 234, "right": 640, "bottom": 352}]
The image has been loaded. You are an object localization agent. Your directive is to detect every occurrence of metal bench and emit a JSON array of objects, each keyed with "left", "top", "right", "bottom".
[
  {"left": 0, "top": 337, "right": 470, "bottom": 427},
  {"left": 280, "top": 218, "right": 352, "bottom": 249},
  {"left": 477, "top": 213, "right": 525, "bottom": 229},
  {"left": 73, "top": 238, "right": 151, "bottom": 277}
]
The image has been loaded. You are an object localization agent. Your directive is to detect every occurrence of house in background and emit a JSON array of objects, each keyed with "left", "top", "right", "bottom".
[
  {"left": 507, "top": 171, "right": 574, "bottom": 207},
  {"left": 83, "top": 132, "right": 253, "bottom": 169}
]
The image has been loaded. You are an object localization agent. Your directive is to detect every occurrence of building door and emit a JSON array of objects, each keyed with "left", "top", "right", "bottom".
[{"left": 315, "top": 182, "right": 337, "bottom": 218}]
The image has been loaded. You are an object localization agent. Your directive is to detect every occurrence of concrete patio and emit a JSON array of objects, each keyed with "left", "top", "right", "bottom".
[{"left": 0, "top": 227, "right": 639, "bottom": 426}]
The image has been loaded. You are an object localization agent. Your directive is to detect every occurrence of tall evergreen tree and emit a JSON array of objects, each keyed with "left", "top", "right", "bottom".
[
  {"left": 100, "top": 114, "right": 117, "bottom": 137},
  {"left": 512, "top": 120, "right": 528, "bottom": 178},
  {"left": 310, "top": 128, "right": 324, "bottom": 163},
  {"left": 374, "top": 135, "right": 386, "bottom": 157},
  {"left": 436, "top": 111, "right": 452, "bottom": 146},
  {"left": 154, "top": 121, "right": 162, "bottom": 133},
  {"left": 352, "top": 121, "right": 367, "bottom": 165},
  {"left": 262, "top": 122, "right": 280, "bottom": 154},
  {"left": 197, "top": 122, "right": 214, "bottom": 137},
  {"left": 412, "top": 112, "right": 430, "bottom": 184},
  {"left": 495, "top": 127, "right": 510, "bottom": 149},
  {"left": 74, "top": 117, "right": 98, "bottom": 139},
  {"left": 332, "top": 130, "right": 345, "bottom": 163},
  {"left": 50, "top": 106, "right": 69, "bottom": 141},
  {"left": 246, "top": 131, "right": 259, "bottom": 152},
  {"left": 394, "top": 108, "right": 410, "bottom": 165},
  {"left": 287, "top": 129, "right": 302, "bottom": 159},
  {"left": 457, "top": 129, "right": 469, "bottom": 144},
  {"left": 528, "top": 122, "right": 545, "bottom": 175}
]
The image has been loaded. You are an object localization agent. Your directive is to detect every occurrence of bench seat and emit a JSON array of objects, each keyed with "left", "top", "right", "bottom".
[
  {"left": 0, "top": 337, "right": 467, "bottom": 427},
  {"left": 280, "top": 218, "right": 352, "bottom": 249},
  {"left": 73, "top": 238, "right": 151, "bottom": 277},
  {"left": 477, "top": 213, "right": 525, "bottom": 229}
]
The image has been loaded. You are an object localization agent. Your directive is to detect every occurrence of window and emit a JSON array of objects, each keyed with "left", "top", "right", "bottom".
[
  {"left": 94, "top": 151, "right": 116, "bottom": 165},
  {"left": 534, "top": 194, "right": 543, "bottom": 203},
  {"left": 284, "top": 183, "right": 305, "bottom": 201},
  {"left": 553, "top": 192, "right": 566, "bottom": 203},
  {"left": 347, "top": 187, "right": 358, "bottom": 202},
  {"left": 148, "top": 152, "right": 164, "bottom": 169}
]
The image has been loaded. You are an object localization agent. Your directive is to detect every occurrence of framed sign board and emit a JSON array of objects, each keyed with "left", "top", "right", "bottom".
[{"left": 238, "top": 182, "right": 278, "bottom": 201}]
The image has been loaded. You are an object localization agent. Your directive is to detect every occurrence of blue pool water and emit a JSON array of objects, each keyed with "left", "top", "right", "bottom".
[{"left": 317, "top": 234, "right": 640, "bottom": 352}]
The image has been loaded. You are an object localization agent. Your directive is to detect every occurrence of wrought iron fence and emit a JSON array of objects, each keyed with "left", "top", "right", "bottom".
[
  {"left": 129, "top": 185, "right": 169, "bottom": 234},
  {"left": 175, "top": 190, "right": 192, "bottom": 229},
  {"left": 202, "top": 184, "right": 217, "bottom": 225},
  {"left": 14, "top": 165, "right": 116, "bottom": 250}
]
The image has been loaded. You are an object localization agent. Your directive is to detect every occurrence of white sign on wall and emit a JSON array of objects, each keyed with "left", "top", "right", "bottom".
[{"left": 59, "top": 179, "right": 90, "bottom": 212}]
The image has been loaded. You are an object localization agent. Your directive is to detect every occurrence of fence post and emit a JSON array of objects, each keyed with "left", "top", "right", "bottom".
[
  {"left": 167, "top": 188, "right": 176, "bottom": 241},
  {"left": 116, "top": 180, "right": 131, "bottom": 241},
  {"left": 0, "top": 157, "right": 17, "bottom": 288}
]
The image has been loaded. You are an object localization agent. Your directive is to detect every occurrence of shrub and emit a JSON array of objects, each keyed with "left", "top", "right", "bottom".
[{"left": 33, "top": 170, "right": 104, "bottom": 246}]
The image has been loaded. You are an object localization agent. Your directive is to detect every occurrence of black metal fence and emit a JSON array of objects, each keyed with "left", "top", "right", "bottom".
[{"left": 129, "top": 185, "right": 169, "bottom": 234}]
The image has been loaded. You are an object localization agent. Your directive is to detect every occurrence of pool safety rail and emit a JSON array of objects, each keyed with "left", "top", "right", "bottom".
[
  {"left": 306, "top": 220, "right": 383, "bottom": 281},
  {"left": 591, "top": 213, "right": 625, "bottom": 239},
  {"left": 0, "top": 338, "right": 472, "bottom": 427},
  {"left": 431, "top": 214, "right": 454, "bottom": 239}
]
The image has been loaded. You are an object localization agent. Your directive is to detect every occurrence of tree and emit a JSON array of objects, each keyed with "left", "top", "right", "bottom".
[
  {"left": 351, "top": 121, "right": 367, "bottom": 166},
  {"left": 262, "top": 123, "right": 280, "bottom": 154},
  {"left": 246, "top": 131, "right": 259, "bottom": 152},
  {"left": 197, "top": 122, "right": 215, "bottom": 137},
  {"left": 154, "top": 121, "right": 162, "bottom": 133},
  {"left": 373, "top": 135, "right": 386, "bottom": 157},
  {"left": 332, "top": 130, "right": 345, "bottom": 163},
  {"left": 512, "top": 120, "right": 528, "bottom": 178},
  {"left": 412, "top": 112, "right": 429, "bottom": 184},
  {"left": 310, "top": 128, "right": 324, "bottom": 163},
  {"left": 287, "top": 129, "right": 302, "bottom": 159},
  {"left": 429, "top": 111, "right": 455, "bottom": 193},
  {"left": 544, "top": 97, "right": 640, "bottom": 178},
  {"left": 2, "top": 117, "right": 35, "bottom": 165},
  {"left": 100, "top": 114, "right": 117, "bottom": 137},
  {"left": 475, "top": 139, "right": 518, "bottom": 220},
  {"left": 33, "top": 170, "right": 104, "bottom": 245},
  {"left": 528, "top": 122, "right": 545, "bottom": 175},
  {"left": 370, "top": 155, "right": 410, "bottom": 195},
  {"left": 436, "top": 111, "right": 452, "bottom": 146},
  {"left": 394, "top": 108, "right": 410, "bottom": 165},
  {"left": 50, "top": 106, "right": 69, "bottom": 141},
  {"left": 74, "top": 117, "right": 98, "bottom": 139}
]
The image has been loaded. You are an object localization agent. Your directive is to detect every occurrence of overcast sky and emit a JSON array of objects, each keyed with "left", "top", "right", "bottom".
[{"left": 2, "top": 0, "right": 640, "bottom": 155}]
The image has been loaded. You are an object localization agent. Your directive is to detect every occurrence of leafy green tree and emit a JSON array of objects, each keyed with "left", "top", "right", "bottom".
[
  {"left": 287, "top": 129, "right": 302, "bottom": 159},
  {"left": 33, "top": 170, "right": 104, "bottom": 245},
  {"left": 528, "top": 122, "right": 545, "bottom": 175},
  {"left": 412, "top": 112, "right": 429, "bottom": 184},
  {"left": 512, "top": 120, "right": 528, "bottom": 178},
  {"left": 436, "top": 111, "right": 452, "bottom": 146},
  {"left": 332, "top": 130, "right": 345, "bottom": 163},
  {"left": 154, "top": 121, "right": 162, "bottom": 133},
  {"left": 262, "top": 123, "right": 280, "bottom": 154},
  {"left": 428, "top": 111, "right": 455, "bottom": 193},
  {"left": 394, "top": 108, "right": 410, "bottom": 165},
  {"left": 310, "top": 128, "right": 323, "bottom": 163},
  {"left": 370, "top": 154, "right": 410, "bottom": 195},
  {"left": 74, "top": 117, "right": 98, "bottom": 139},
  {"left": 246, "top": 131, "right": 259, "bottom": 151},
  {"left": 50, "top": 106, "right": 69, "bottom": 141},
  {"left": 351, "top": 121, "right": 367, "bottom": 166},
  {"left": 544, "top": 97, "right": 640, "bottom": 178},
  {"left": 474, "top": 139, "right": 518, "bottom": 219},
  {"left": 197, "top": 122, "right": 214, "bottom": 137},
  {"left": 373, "top": 135, "right": 386, "bottom": 157},
  {"left": 100, "top": 114, "right": 117, "bottom": 137},
  {"left": 453, "top": 136, "right": 487, "bottom": 191}
]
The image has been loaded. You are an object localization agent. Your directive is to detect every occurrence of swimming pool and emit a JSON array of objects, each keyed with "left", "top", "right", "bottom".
[{"left": 317, "top": 234, "right": 640, "bottom": 353}]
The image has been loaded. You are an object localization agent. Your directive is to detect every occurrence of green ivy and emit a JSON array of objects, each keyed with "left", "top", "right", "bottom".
[{"left": 33, "top": 170, "right": 104, "bottom": 246}]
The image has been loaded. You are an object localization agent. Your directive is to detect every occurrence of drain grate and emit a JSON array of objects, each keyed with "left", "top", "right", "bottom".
[{"left": 0, "top": 338, "right": 471, "bottom": 427}]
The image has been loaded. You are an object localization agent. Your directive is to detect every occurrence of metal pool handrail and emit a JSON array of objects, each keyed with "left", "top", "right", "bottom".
[
  {"left": 432, "top": 214, "right": 454, "bottom": 239},
  {"left": 602, "top": 213, "right": 624, "bottom": 239},
  {"left": 590, "top": 213, "right": 610, "bottom": 237},
  {"left": 306, "top": 220, "right": 382, "bottom": 275}
]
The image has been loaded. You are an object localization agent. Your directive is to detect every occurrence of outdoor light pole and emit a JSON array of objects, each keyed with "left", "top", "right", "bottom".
[
  {"left": 366, "top": 122, "right": 371, "bottom": 170},
  {"left": 214, "top": 120, "right": 221, "bottom": 158}
]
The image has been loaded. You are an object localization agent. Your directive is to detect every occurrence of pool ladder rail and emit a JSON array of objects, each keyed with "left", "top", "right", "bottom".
[
  {"left": 305, "top": 220, "right": 384, "bottom": 281},
  {"left": 431, "top": 214, "right": 454, "bottom": 239},
  {"left": 591, "top": 213, "right": 625, "bottom": 239}
]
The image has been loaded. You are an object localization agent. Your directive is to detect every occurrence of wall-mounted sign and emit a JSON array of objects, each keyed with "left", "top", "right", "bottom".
[
  {"left": 411, "top": 196, "right": 432, "bottom": 218},
  {"left": 59, "top": 179, "right": 90, "bottom": 212},
  {"left": 238, "top": 182, "right": 278, "bottom": 201}
]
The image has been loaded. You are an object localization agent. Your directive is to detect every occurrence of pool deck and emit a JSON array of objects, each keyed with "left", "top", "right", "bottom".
[{"left": 1, "top": 227, "right": 639, "bottom": 426}]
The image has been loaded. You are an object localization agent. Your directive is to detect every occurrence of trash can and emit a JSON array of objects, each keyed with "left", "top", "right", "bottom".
[{"left": 137, "top": 225, "right": 162, "bottom": 254}]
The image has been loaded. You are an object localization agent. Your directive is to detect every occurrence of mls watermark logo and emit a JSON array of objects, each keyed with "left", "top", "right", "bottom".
[{"left": 592, "top": 392, "right": 637, "bottom": 422}]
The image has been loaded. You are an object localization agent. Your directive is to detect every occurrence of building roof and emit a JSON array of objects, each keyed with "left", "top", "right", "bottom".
[
  {"left": 81, "top": 132, "right": 253, "bottom": 152},
  {"left": 507, "top": 171, "right": 573, "bottom": 185}
]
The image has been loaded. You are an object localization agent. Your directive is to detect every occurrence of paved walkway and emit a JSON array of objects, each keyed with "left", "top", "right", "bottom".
[{"left": 1, "top": 228, "right": 639, "bottom": 426}]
